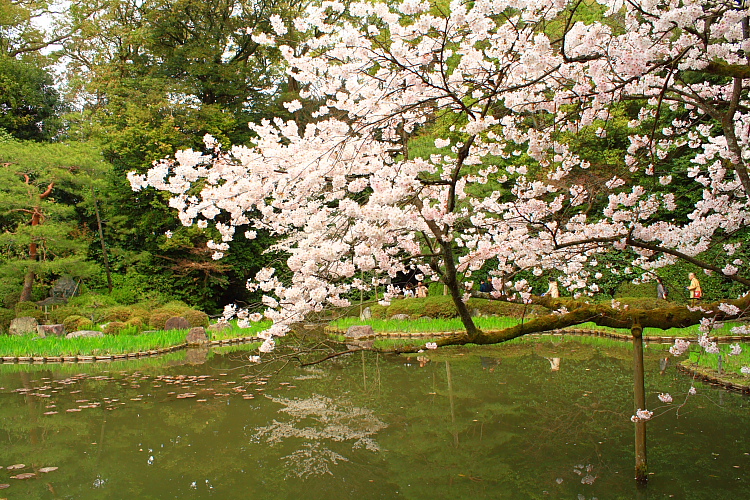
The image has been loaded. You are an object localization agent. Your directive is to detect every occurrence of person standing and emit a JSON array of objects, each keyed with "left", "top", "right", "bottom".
[
  {"left": 656, "top": 277, "right": 668, "bottom": 300},
  {"left": 544, "top": 278, "right": 559, "bottom": 298},
  {"left": 416, "top": 281, "right": 428, "bottom": 298},
  {"left": 687, "top": 273, "right": 702, "bottom": 301}
]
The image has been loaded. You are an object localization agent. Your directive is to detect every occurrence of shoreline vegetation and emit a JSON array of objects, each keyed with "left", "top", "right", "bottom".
[
  {"left": 3, "top": 295, "right": 750, "bottom": 391},
  {"left": 0, "top": 321, "right": 269, "bottom": 358}
]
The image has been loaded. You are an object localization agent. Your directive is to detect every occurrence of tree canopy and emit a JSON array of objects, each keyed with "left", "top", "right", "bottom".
[{"left": 133, "top": 0, "right": 750, "bottom": 351}]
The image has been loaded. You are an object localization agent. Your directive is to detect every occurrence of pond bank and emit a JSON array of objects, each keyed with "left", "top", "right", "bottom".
[
  {"left": 326, "top": 325, "right": 750, "bottom": 344},
  {"left": 677, "top": 362, "right": 750, "bottom": 394},
  {"left": 0, "top": 335, "right": 260, "bottom": 364},
  {"left": 327, "top": 325, "right": 750, "bottom": 393}
]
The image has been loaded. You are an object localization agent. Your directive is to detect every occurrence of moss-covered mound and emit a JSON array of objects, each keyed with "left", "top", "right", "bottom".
[{"left": 361, "top": 295, "right": 548, "bottom": 320}]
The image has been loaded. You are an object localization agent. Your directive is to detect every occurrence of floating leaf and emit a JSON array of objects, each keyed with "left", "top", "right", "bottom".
[
  {"left": 38, "top": 467, "right": 58, "bottom": 473},
  {"left": 6, "top": 465, "right": 24, "bottom": 470},
  {"left": 10, "top": 473, "right": 35, "bottom": 479}
]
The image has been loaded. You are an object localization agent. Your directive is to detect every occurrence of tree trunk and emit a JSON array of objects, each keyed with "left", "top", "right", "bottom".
[
  {"left": 19, "top": 270, "right": 35, "bottom": 302},
  {"left": 92, "top": 187, "right": 113, "bottom": 293},
  {"left": 19, "top": 181, "right": 53, "bottom": 302},
  {"left": 440, "top": 240, "right": 479, "bottom": 338},
  {"left": 632, "top": 324, "right": 648, "bottom": 484},
  {"left": 19, "top": 209, "right": 42, "bottom": 302}
]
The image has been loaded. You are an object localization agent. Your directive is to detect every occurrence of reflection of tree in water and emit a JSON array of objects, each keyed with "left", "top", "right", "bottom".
[{"left": 254, "top": 394, "right": 386, "bottom": 478}]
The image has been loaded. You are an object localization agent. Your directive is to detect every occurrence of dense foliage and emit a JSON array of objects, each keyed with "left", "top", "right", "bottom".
[{"left": 2, "top": 0, "right": 750, "bottom": 342}]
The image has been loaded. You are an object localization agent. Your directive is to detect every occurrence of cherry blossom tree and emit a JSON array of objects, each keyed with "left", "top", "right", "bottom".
[{"left": 130, "top": 0, "right": 750, "bottom": 350}]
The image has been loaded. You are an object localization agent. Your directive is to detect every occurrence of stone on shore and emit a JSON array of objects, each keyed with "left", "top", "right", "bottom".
[
  {"left": 360, "top": 307, "right": 372, "bottom": 320},
  {"left": 165, "top": 316, "right": 190, "bottom": 330},
  {"left": 36, "top": 324, "right": 65, "bottom": 337},
  {"left": 207, "top": 322, "right": 229, "bottom": 332},
  {"left": 345, "top": 325, "right": 375, "bottom": 339},
  {"left": 66, "top": 330, "right": 104, "bottom": 339},
  {"left": 9, "top": 317, "right": 39, "bottom": 336},
  {"left": 186, "top": 327, "right": 209, "bottom": 346}
]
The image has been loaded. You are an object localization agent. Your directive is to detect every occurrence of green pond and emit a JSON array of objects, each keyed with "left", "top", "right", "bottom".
[{"left": 0, "top": 337, "right": 749, "bottom": 499}]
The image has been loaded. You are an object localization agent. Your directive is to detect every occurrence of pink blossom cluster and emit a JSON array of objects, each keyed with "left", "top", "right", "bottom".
[
  {"left": 630, "top": 409, "right": 653, "bottom": 422},
  {"left": 131, "top": 0, "right": 750, "bottom": 348},
  {"left": 669, "top": 338, "right": 690, "bottom": 357}
]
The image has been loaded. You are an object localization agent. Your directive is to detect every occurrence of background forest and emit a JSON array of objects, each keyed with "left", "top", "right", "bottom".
[{"left": 0, "top": 0, "right": 745, "bottom": 327}]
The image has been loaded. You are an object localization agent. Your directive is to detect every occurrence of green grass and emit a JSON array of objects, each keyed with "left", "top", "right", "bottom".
[
  {"left": 0, "top": 350, "right": 189, "bottom": 375},
  {"left": 331, "top": 316, "right": 749, "bottom": 339},
  {"left": 687, "top": 345, "right": 750, "bottom": 376},
  {"left": 330, "top": 316, "right": 522, "bottom": 333},
  {"left": 0, "top": 321, "right": 271, "bottom": 357}
]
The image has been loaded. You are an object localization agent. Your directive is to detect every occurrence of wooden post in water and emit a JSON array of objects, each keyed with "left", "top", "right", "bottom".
[{"left": 632, "top": 324, "right": 648, "bottom": 484}]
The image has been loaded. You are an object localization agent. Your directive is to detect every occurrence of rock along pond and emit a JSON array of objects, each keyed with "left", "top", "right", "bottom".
[{"left": 0, "top": 336, "right": 749, "bottom": 499}]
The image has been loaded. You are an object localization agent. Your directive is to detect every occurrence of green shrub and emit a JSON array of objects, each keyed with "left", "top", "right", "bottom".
[
  {"left": 63, "top": 315, "right": 94, "bottom": 332},
  {"left": 103, "top": 321, "right": 127, "bottom": 335},
  {"left": 49, "top": 305, "right": 80, "bottom": 324},
  {"left": 67, "top": 293, "right": 119, "bottom": 309},
  {"left": 149, "top": 312, "right": 173, "bottom": 330},
  {"left": 128, "top": 307, "right": 151, "bottom": 323},
  {"left": 108, "top": 288, "right": 139, "bottom": 305},
  {"left": 151, "top": 304, "right": 190, "bottom": 318},
  {"left": 15, "top": 308, "right": 44, "bottom": 322},
  {"left": 66, "top": 293, "right": 119, "bottom": 323},
  {"left": 103, "top": 306, "right": 134, "bottom": 322},
  {"left": 3, "top": 291, "right": 21, "bottom": 310},
  {"left": 0, "top": 308, "right": 14, "bottom": 332},
  {"left": 183, "top": 310, "right": 209, "bottom": 327},
  {"left": 126, "top": 317, "right": 144, "bottom": 331},
  {"left": 161, "top": 300, "right": 191, "bottom": 312},
  {"left": 15, "top": 301, "right": 39, "bottom": 313}
]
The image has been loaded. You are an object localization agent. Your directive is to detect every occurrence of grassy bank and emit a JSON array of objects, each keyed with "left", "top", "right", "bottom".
[
  {"left": 329, "top": 316, "right": 522, "bottom": 333},
  {"left": 685, "top": 345, "right": 750, "bottom": 376},
  {"left": 0, "top": 321, "right": 270, "bottom": 357},
  {"left": 331, "top": 315, "right": 748, "bottom": 339}
]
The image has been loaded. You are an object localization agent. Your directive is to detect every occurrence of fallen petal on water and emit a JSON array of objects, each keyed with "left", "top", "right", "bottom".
[{"left": 11, "top": 473, "right": 35, "bottom": 480}]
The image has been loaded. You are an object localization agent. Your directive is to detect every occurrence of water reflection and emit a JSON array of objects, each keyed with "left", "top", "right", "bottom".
[
  {"left": 255, "top": 393, "right": 386, "bottom": 478},
  {"left": 0, "top": 339, "right": 748, "bottom": 499}
]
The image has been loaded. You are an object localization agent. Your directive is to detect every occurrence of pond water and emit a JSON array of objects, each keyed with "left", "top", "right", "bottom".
[{"left": 0, "top": 337, "right": 749, "bottom": 500}]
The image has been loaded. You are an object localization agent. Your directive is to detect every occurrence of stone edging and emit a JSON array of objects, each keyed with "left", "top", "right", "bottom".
[
  {"left": 676, "top": 362, "right": 750, "bottom": 394},
  {"left": 0, "top": 336, "right": 261, "bottom": 364},
  {"left": 326, "top": 325, "right": 750, "bottom": 344},
  {"left": 329, "top": 325, "right": 750, "bottom": 393}
]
